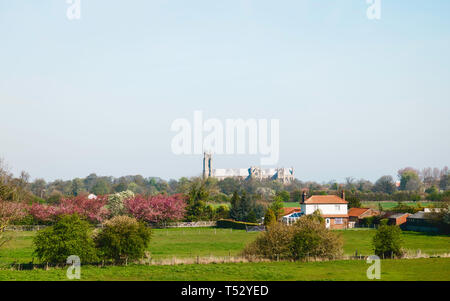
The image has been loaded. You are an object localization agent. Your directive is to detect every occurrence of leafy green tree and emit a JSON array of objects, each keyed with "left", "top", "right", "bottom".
[
  {"left": 107, "top": 190, "right": 135, "bottom": 217},
  {"left": 218, "top": 178, "right": 242, "bottom": 195},
  {"left": 47, "top": 191, "right": 63, "bottom": 204},
  {"left": 246, "top": 210, "right": 257, "bottom": 223},
  {"left": 95, "top": 216, "right": 152, "bottom": 264},
  {"left": 398, "top": 169, "right": 421, "bottom": 191},
  {"left": 230, "top": 191, "right": 259, "bottom": 222},
  {"left": 372, "top": 225, "right": 403, "bottom": 258},
  {"left": 113, "top": 182, "right": 128, "bottom": 193},
  {"left": 276, "top": 190, "right": 290, "bottom": 202},
  {"left": 263, "top": 208, "right": 276, "bottom": 227},
  {"left": 269, "top": 198, "right": 284, "bottom": 221},
  {"left": 237, "top": 192, "right": 252, "bottom": 221},
  {"left": 185, "top": 182, "right": 209, "bottom": 221},
  {"left": 291, "top": 190, "right": 302, "bottom": 202},
  {"left": 440, "top": 174, "right": 450, "bottom": 191},
  {"left": 425, "top": 185, "right": 439, "bottom": 194},
  {"left": 31, "top": 178, "right": 47, "bottom": 198},
  {"left": 345, "top": 193, "right": 362, "bottom": 209},
  {"left": 0, "top": 182, "right": 18, "bottom": 202},
  {"left": 91, "top": 179, "right": 111, "bottom": 195},
  {"left": 373, "top": 176, "right": 396, "bottom": 194},
  {"left": 71, "top": 178, "right": 84, "bottom": 196},
  {"left": 215, "top": 205, "right": 230, "bottom": 219},
  {"left": 204, "top": 205, "right": 215, "bottom": 220},
  {"left": 33, "top": 214, "right": 98, "bottom": 264}
]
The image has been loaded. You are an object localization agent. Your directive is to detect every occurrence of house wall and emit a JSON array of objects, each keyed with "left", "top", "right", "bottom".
[
  {"left": 328, "top": 217, "right": 349, "bottom": 230},
  {"left": 389, "top": 214, "right": 409, "bottom": 225},
  {"left": 301, "top": 204, "right": 348, "bottom": 215}
]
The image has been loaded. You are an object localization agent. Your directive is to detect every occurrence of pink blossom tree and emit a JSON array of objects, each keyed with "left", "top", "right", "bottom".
[
  {"left": 29, "top": 195, "right": 109, "bottom": 224},
  {"left": 0, "top": 199, "right": 27, "bottom": 232},
  {"left": 125, "top": 194, "right": 186, "bottom": 225},
  {"left": 0, "top": 199, "right": 27, "bottom": 248}
]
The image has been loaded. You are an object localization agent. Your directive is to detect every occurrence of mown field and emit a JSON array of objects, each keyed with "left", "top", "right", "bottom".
[
  {"left": 0, "top": 258, "right": 449, "bottom": 281},
  {"left": 1, "top": 228, "right": 449, "bottom": 268}
]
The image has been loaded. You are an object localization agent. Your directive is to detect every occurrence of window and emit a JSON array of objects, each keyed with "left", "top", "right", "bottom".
[
  {"left": 335, "top": 218, "right": 343, "bottom": 225},
  {"left": 335, "top": 205, "right": 340, "bottom": 211}
]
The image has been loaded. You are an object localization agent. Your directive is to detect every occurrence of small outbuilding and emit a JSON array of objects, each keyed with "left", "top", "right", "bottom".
[
  {"left": 348, "top": 208, "right": 380, "bottom": 227},
  {"left": 387, "top": 213, "right": 410, "bottom": 226}
]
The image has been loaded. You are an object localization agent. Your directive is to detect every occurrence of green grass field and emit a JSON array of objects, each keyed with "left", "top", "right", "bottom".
[
  {"left": 0, "top": 228, "right": 260, "bottom": 266},
  {"left": 1, "top": 228, "right": 448, "bottom": 281},
  {"left": 0, "top": 258, "right": 449, "bottom": 281},
  {"left": 361, "top": 201, "right": 438, "bottom": 210},
  {"left": 1, "top": 228, "right": 449, "bottom": 268}
]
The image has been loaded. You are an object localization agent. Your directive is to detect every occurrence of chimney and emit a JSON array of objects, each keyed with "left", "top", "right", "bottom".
[
  {"left": 301, "top": 191, "right": 307, "bottom": 203},
  {"left": 341, "top": 190, "right": 345, "bottom": 200}
]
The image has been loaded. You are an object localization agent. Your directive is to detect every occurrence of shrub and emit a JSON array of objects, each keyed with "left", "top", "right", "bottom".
[
  {"left": 215, "top": 205, "right": 230, "bottom": 220},
  {"left": 242, "top": 215, "right": 343, "bottom": 261},
  {"left": 33, "top": 214, "right": 98, "bottom": 264},
  {"left": 379, "top": 218, "right": 389, "bottom": 226},
  {"left": 372, "top": 225, "right": 403, "bottom": 258},
  {"left": 290, "top": 216, "right": 342, "bottom": 260},
  {"left": 242, "top": 223, "right": 295, "bottom": 260},
  {"left": 95, "top": 216, "right": 152, "bottom": 264},
  {"left": 263, "top": 209, "right": 276, "bottom": 227}
]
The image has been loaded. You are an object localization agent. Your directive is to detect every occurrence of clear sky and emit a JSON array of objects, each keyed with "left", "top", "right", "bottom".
[{"left": 0, "top": 0, "right": 449, "bottom": 183}]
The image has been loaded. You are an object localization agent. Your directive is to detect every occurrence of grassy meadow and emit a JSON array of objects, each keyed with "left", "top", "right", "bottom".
[
  {"left": 0, "top": 227, "right": 449, "bottom": 281},
  {"left": 1, "top": 228, "right": 449, "bottom": 264},
  {"left": 0, "top": 258, "right": 449, "bottom": 281}
]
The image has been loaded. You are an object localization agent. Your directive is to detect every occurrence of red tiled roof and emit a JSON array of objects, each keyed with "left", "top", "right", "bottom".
[
  {"left": 348, "top": 208, "right": 371, "bottom": 217},
  {"left": 282, "top": 207, "right": 301, "bottom": 216},
  {"left": 304, "top": 195, "right": 348, "bottom": 204}
]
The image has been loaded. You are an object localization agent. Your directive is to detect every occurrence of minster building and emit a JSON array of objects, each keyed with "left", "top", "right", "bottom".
[{"left": 202, "top": 152, "right": 294, "bottom": 183}]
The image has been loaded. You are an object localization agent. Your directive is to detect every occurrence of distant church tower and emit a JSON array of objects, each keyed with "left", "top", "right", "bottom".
[{"left": 203, "top": 152, "right": 212, "bottom": 179}]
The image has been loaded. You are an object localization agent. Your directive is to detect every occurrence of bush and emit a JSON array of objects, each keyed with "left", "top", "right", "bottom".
[
  {"left": 263, "top": 209, "right": 276, "bottom": 227},
  {"left": 216, "top": 219, "right": 259, "bottom": 230},
  {"left": 33, "top": 214, "right": 98, "bottom": 264},
  {"left": 95, "top": 216, "right": 152, "bottom": 264},
  {"left": 242, "top": 215, "right": 343, "bottom": 261},
  {"left": 372, "top": 225, "right": 403, "bottom": 258},
  {"left": 290, "top": 215, "right": 342, "bottom": 260},
  {"left": 215, "top": 205, "right": 230, "bottom": 220},
  {"left": 241, "top": 222, "right": 295, "bottom": 260},
  {"left": 379, "top": 218, "right": 389, "bottom": 226}
]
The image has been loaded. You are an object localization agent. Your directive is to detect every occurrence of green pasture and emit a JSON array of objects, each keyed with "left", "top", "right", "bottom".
[{"left": 0, "top": 258, "right": 448, "bottom": 281}]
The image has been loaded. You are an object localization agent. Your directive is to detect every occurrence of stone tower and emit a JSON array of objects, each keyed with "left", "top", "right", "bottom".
[{"left": 203, "top": 152, "right": 212, "bottom": 179}]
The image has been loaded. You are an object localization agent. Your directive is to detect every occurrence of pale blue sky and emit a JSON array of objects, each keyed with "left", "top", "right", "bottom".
[{"left": 0, "top": 0, "right": 449, "bottom": 182}]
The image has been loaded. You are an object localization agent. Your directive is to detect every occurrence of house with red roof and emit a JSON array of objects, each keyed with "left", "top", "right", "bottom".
[{"left": 299, "top": 191, "right": 349, "bottom": 229}]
